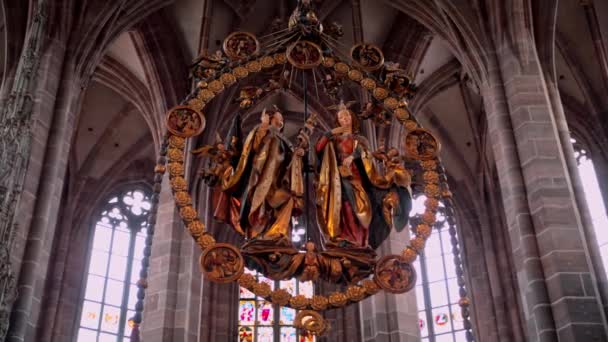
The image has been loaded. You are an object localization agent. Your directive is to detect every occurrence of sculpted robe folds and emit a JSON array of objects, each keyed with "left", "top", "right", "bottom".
[
  {"left": 315, "top": 132, "right": 412, "bottom": 249},
  {"left": 214, "top": 122, "right": 304, "bottom": 240}
]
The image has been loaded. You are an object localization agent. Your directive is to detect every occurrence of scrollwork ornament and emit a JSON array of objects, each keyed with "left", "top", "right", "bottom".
[
  {"left": 169, "top": 135, "right": 186, "bottom": 149},
  {"left": 199, "top": 243, "right": 244, "bottom": 283},
  {"left": 294, "top": 310, "right": 329, "bottom": 336}
]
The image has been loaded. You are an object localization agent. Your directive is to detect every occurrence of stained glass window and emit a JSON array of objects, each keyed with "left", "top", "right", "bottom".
[
  {"left": 411, "top": 196, "right": 467, "bottom": 342},
  {"left": 238, "top": 269, "right": 315, "bottom": 342},
  {"left": 572, "top": 138, "right": 608, "bottom": 276},
  {"left": 77, "top": 189, "right": 151, "bottom": 342}
]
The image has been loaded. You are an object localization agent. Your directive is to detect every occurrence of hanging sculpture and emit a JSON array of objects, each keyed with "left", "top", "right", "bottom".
[{"left": 155, "top": 0, "right": 462, "bottom": 337}]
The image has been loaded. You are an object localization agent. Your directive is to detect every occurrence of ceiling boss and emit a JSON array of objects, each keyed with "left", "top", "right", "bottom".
[{"left": 161, "top": 0, "right": 445, "bottom": 336}]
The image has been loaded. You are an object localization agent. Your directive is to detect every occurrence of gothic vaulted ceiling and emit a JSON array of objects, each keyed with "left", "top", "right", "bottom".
[{"left": 57, "top": 0, "right": 608, "bottom": 199}]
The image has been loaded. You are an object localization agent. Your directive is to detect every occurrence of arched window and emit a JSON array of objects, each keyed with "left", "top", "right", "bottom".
[
  {"left": 238, "top": 269, "right": 315, "bottom": 342},
  {"left": 76, "top": 189, "right": 151, "bottom": 342},
  {"left": 412, "top": 196, "right": 467, "bottom": 342},
  {"left": 572, "top": 138, "right": 608, "bottom": 271}
]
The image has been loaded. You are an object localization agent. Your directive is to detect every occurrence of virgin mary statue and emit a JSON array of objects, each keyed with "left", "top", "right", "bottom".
[{"left": 315, "top": 102, "right": 412, "bottom": 249}]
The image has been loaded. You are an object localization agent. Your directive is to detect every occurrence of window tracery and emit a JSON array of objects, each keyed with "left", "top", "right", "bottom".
[
  {"left": 411, "top": 196, "right": 467, "bottom": 342},
  {"left": 76, "top": 189, "right": 151, "bottom": 342},
  {"left": 238, "top": 269, "right": 315, "bottom": 342}
]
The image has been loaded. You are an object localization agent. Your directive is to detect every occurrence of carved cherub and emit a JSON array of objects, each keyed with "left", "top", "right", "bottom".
[
  {"left": 192, "top": 132, "right": 235, "bottom": 186},
  {"left": 300, "top": 241, "right": 320, "bottom": 282},
  {"left": 236, "top": 86, "right": 264, "bottom": 109}
]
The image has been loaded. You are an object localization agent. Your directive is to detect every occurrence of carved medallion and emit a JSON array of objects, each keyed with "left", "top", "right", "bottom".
[
  {"left": 199, "top": 243, "right": 244, "bottom": 283},
  {"left": 223, "top": 31, "right": 260, "bottom": 60},
  {"left": 165, "top": 106, "right": 206, "bottom": 138},
  {"left": 286, "top": 41, "right": 323, "bottom": 69},
  {"left": 404, "top": 128, "right": 441, "bottom": 161},
  {"left": 351, "top": 43, "right": 384, "bottom": 71},
  {"left": 374, "top": 255, "right": 417, "bottom": 294},
  {"left": 294, "top": 310, "right": 329, "bottom": 336}
]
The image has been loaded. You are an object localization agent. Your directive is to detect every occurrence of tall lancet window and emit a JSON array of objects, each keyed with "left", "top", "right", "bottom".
[
  {"left": 76, "top": 189, "right": 151, "bottom": 342},
  {"left": 411, "top": 196, "right": 467, "bottom": 342},
  {"left": 238, "top": 269, "right": 315, "bottom": 342},
  {"left": 572, "top": 138, "right": 608, "bottom": 271}
]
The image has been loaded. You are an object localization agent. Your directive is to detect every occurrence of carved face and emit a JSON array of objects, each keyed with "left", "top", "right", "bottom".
[
  {"left": 337, "top": 109, "right": 352, "bottom": 128},
  {"left": 271, "top": 111, "right": 284, "bottom": 130}
]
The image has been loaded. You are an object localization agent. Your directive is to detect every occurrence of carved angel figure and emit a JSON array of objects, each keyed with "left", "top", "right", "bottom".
[
  {"left": 315, "top": 102, "right": 412, "bottom": 249},
  {"left": 211, "top": 107, "right": 311, "bottom": 242}
]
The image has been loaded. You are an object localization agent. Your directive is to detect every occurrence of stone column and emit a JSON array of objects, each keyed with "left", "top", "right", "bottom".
[
  {"left": 140, "top": 175, "right": 184, "bottom": 342},
  {"left": 482, "top": 37, "right": 608, "bottom": 341},
  {"left": 360, "top": 228, "right": 419, "bottom": 342}
]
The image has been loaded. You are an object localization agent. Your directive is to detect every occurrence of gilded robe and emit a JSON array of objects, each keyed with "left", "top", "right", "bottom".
[
  {"left": 215, "top": 124, "right": 303, "bottom": 240},
  {"left": 315, "top": 133, "right": 412, "bottom": 249}
]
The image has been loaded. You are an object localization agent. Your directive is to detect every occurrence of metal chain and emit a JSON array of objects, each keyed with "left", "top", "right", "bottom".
[{"left": 129, "top": 134, "right": 169, "bottom": 341}]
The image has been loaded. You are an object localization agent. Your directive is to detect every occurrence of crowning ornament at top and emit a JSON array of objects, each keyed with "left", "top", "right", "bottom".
[{"left": 159, "top": 0, "right": 465, "bottom": 338}]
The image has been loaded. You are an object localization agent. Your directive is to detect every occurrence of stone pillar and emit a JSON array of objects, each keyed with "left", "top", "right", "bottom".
[
  {"left": 141, "top": 175, "right": 184, "bottom": 342},
  {"left": 360, "top": 228, "right": 419, "bottom": 342},
  {"left": 482, "top": 37, "right": 608, "bottom": 341}
]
